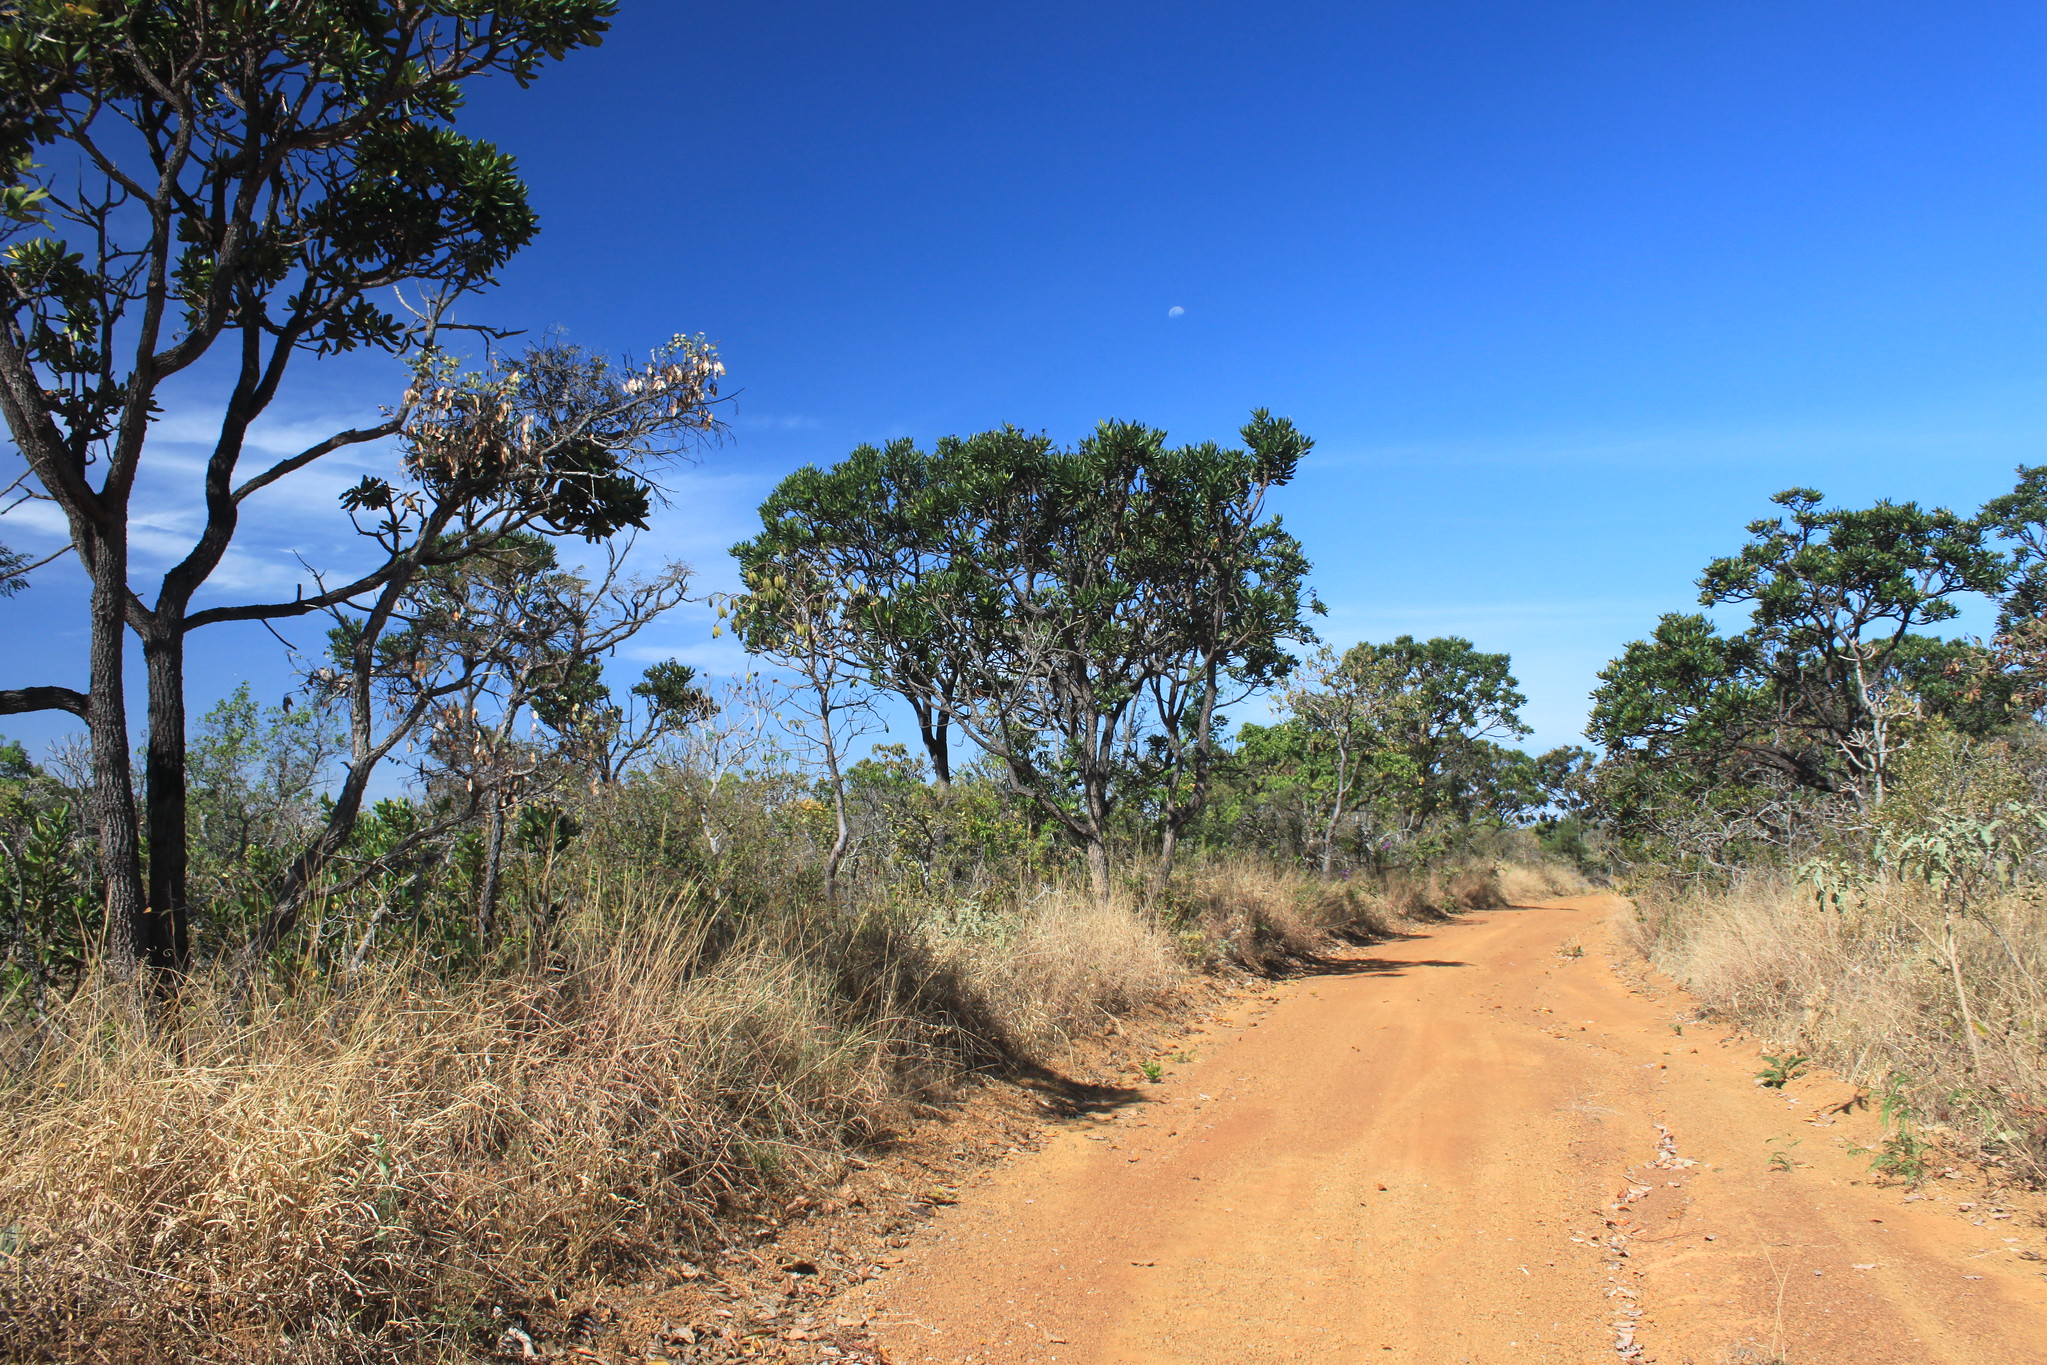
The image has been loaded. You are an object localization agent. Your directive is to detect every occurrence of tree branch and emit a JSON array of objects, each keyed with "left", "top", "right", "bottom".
[{"left": 0, "top": 686, "right": 88, "bottom": 717}]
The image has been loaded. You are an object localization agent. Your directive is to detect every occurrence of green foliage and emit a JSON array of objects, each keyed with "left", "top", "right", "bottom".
[
  {"left": 0, "top": 758, "right": 97, "bottom": 1006},
  {"left": 0, "top": 0, "right": 613, "bottom": 435},
  {"left": 1754, "top": 1052, "right": 1809, "bottom": 1088},
  {"left": 732, "top": 410, "right": 1322, "bottom": 889},
  {"left": 175, "top": 685, "right": 343, "bottom": 945},
  {"left": 1979, "top": 464, "right": 2047, "bottom": 628},
  {"left": 1857, "top": 1076, "right": 1934, "bottom": 1184},
  {"left": 0, "top": 541, "right": 35, "bottom": 597},
  {"left": 1224, "top": 635, "right": 1537, "bottom": 870},
  {"left": 1592, "top": 489, "right": 2004, "bottom": 811}
]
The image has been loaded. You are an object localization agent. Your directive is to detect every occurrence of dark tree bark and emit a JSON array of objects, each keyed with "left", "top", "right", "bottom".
[{"left": 141, "top": 627, "right": 190, "bottom": 973}]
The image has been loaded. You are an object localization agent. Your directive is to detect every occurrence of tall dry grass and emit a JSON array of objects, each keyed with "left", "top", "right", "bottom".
[
  {"left": 1624, "top": 875, "right": 2047, "bottom": 1179},
  {"left": 0, "top": 902, "right": 897, "bottom": 1362},
  {"left": 1159, "top": 859, "right": 1395, "bottom": 970},
  {"left": 1495, "top": 860, "right": 1591, "bottom": 906},
  {"left": 0, "top": 857, "right": 1568, "bottom": 1359}
]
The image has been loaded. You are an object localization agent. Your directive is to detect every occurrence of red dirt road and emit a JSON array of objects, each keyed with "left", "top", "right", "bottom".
[{"left": 845, "top": 896, "right": 2047, "bottom": 1364}]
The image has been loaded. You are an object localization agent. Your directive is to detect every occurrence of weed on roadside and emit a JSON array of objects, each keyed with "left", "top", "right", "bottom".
[
  {"left": 1852, "top": 1074, "right": 1935, "bottom": 1185},
  {"left": 1755, "top": 1052, "right": 1810, "bottom": 1088},
  {"left": 1765, "top": 1135, "right": 1803, "bottom": 1172}
]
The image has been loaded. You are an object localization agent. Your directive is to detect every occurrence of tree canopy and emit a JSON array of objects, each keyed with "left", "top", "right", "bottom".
[{"left": 733, "top": 411, "right": 1320, "bottom": 898}]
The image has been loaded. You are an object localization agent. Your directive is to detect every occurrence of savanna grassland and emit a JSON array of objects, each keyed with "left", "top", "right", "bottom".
[{"left": 10, "top": 6, "right": 2047, "bottom": 1365}]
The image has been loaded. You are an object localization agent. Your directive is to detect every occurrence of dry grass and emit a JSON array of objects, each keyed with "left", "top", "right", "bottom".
[
  {"left": 0, "top": 902, "right": 894, "bottom": 1362},
  {"left": 1624, "top": 875, "right": 2047, "bottom": 1180},
  {"left": 0, "top": 858, "right": 1563, "bottom": 1359},
  {"left": 1161, "top": 859, "right": 1397, "bottom": 970},
  {"left": 941, "top": 888, "right": 1183, "bottom": 1055},
  {"left": 1496, "top": 860, "right": 1592, "bottom": 905}
]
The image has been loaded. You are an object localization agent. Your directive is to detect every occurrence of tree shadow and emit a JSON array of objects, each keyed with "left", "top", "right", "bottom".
[
  {"left": 1003, "top": 1061, "right": 1150, "bottom": 1117},
  {"left": 1290, "top": 954, "right": 1472, "bottom": 978}
]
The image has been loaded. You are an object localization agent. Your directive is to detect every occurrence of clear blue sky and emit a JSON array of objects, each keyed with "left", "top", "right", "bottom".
[{"left": 8, "top": 0, "right": 2047, "bottom": 757}]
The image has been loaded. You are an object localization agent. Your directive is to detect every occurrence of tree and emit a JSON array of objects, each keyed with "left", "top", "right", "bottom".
[
  {"left": 1247, "top": 635, "right": 1530, "bottom": 870},
  {"left": 924, "top": 415, "right": 1316, "bottom": 900},
  {"left": 728, "top": 557, "right": 877, "bottom": 908},
  {"left": 247, "top": 529, "right": 693, "bottom": 963},
  {"left": 1591, "top": 489, "right": 2003, "bottom": 807},
  {"left": 256, "top": 335, "right": 723, "bottom": 965},
  {"left": 1347, "top": 635, "right": 1530, "bottom": 824},
  {"left": 0, "top": 0, "right": 621, "bottom": 976},
  {"left": 735, "top": 439, "right": 965, "bottom": 788},
  {"left": 1272, "top": 643, "right": 1405, "bottom": 873},
  {"left": 733, "top": 412, "right": 1317, "bottom": 901},
  {"left": 1979, "top": 464, "right": 2047, "bottom": 628}
]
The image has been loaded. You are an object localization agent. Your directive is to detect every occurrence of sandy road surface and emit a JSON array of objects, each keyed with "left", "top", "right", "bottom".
[{"left": 846, "top": 897, "right": 2047, "bottom": 1364}]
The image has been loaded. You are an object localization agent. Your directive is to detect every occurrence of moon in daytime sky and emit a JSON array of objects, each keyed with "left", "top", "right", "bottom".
[{"left": 1167, "top": 305, "right": 1184, "bottom": 317}]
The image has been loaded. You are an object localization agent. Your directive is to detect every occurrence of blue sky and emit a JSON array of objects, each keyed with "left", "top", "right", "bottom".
[{"left": 8, "top": 0, "right": 2047, "bottom": 758}]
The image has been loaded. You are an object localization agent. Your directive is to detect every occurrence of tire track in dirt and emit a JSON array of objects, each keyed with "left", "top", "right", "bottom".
[{"left": 842, "top": 896, "right": 2047, "bottom": 1364}]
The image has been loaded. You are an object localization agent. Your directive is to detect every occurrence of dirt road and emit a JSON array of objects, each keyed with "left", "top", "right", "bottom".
[{"left": 845, "top": 896, "right": 2047, "bottom": 1364}]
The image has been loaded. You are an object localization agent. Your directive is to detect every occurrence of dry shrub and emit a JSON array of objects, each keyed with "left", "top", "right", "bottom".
[
  {"left": 942, "top": 889, "right": 1183, "bottom": 1055},
  {"left": 1164, "top": 860, "right": 1394, "bottom": 970},
  {"left": 1380, "top": 876, "right": 1433, "bottom": 920},
  {"left": 1627, "top": 875, "right": 2047, "bottom": 1179},
  {"left": 1496, "top": 861, "right": 1591, "bottom": 905},
  {"left": 0, "top": 904, "right": 892, "bottom": 1363},
  {"left": 1445, "top": 867, "right": 1506, "bottom": 911}
]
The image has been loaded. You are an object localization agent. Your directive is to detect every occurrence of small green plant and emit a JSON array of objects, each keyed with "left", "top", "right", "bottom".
[
  {"left": 1755, "top": 1052, "right": 1809, "bottom": 1088},
  {"left": 1556, "top": 937, "right": 1584, "bottom": 960},
  {"left": 1669, "top": 1021, "right": 1684, "bottom": 1036},
  {"left": 1140, "top": 1059, "right": 1163, "bottom": 1082},
  {"left": 1765, "top": 1135, "right": 1802, "bottom": 1172},
  {"left": 1867, "top": 1129, "right": 1932, "bottom": 1185},
  {"left": 1170, "top": 1052, "right": 1194, "bottom": 1064},
  {"left": 1855, "top": 1074, "right": 1933, "bottom": 1185}
]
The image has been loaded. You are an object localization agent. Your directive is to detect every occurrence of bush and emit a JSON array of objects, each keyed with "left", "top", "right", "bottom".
[{"left": 1623, "top": 873, "right": 2047, "bottom": 1182}]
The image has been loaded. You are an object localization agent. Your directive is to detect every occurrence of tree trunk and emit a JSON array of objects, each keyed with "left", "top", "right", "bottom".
[
  {"left": 477, "top": 793, "right": 507, "bottom": 946},
  {"left": 913, "top": 700, "right": 952, "bottom": 795},
  {"left": 1944, "top": 905, "right": 1987, "bottom": 1079},
  {"left": 821, "top": 727, "right": 852, "bottom": 910},
  {"left": 141, "top": 625, "right": 191, "bottom": 975},
  {"left": 1157, "top": 821, "right": 1181, "bottom": 892},
  {"left": 1084, "top": 837, "right": 1112, "bottom": 906},
  {"left": 86, "top": 536, "right": 147, "bottom": 976}
]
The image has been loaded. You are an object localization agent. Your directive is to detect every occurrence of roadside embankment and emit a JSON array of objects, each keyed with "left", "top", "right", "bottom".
[{"left": 0, "top": 859, "right": 1564, "bottom": 1363}]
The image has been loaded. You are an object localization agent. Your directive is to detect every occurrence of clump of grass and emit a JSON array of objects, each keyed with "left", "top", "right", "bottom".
[
  {"left": 1160, "top": 859, "right": 1395, "bottom": 970},
  {"left": 1623, "top": 873, "right": 2047, "bottom": 1181},
  {"left": 927, "top": 885, "right": 1183, "bottom": 1056},
  {"left": 0, "top": 898, "right": 892, "bottom": 1362},
  {"left": 1446, "top": 867, "right": 1506, "bottom": 911},
  {"left": 1497, "top": 860, "right": 1592, "bottom": 905}
]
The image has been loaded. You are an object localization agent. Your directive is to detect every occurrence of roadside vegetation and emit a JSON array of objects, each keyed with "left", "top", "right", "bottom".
[
  {"left": 1590, "top": 479, "right": 2047, "bottom": 1186},
  {"left": 0, "top": 6, "right": 1584, "bottom": 1359}
]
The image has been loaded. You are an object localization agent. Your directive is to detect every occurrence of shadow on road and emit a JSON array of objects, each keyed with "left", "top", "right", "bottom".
[
  {"left": 1006, "top": 1062, "right": 1149, "bottom": 1117},
  {"left": 1293, "top": 955, "right": 1472, "bottom": 978}
]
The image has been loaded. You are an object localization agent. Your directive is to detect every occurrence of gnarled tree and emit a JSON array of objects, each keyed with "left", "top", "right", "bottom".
[{"left": 0, "top": 0, "right": 622, "bottom": 974}]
